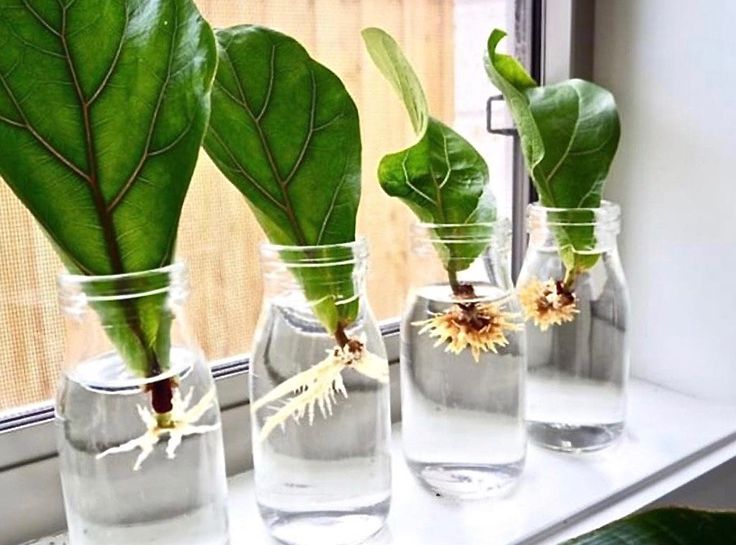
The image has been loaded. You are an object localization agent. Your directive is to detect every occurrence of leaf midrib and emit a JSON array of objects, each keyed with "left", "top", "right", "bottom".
[
  {"left": 532, "top": 84, "right": 617, "bottom": 209},
  {"left": 1, "top": 1, "right": 180, "bottom": 273},
  {"left": 219, "top": 40, "right": 332, "bottom": 246},
  {"left": 59, "top": 1, "right": 126, "bottom": 272}
]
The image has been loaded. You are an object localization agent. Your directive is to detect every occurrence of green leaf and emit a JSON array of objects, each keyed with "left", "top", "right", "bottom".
[
  {"left": 563, "top": 507, "right": 736, "bottom": 544},
  {"left": 362, "top": 27, "right": 495, "bottom": 273},
  {"left": 204, "top": 25, "right": 362, "bottom": 334},
  {"left": 485, "top": 29, "right": 620, "bottom": 273},
  {"left": 0, "top": 0, "right": 217, "bottom": 376}
]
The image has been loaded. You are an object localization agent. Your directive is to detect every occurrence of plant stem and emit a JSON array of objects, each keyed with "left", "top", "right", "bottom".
[
  {"left": 334, "top": 322, "right": 350, "bottom": 347},
  {"left": 448, "top": 268, "right": 461, "bottom": 294},
  {"left": 334, "top": 321, "right": 364, "bottom": 355},
  {"left": 447, "top": 268, "right": 476, "bottom": 299},
  {"left": 117, "top": 294, "right": 174, "bottom": 416},
  {"left": 563, "top": 267, "right": 577, "bottom": 290}
]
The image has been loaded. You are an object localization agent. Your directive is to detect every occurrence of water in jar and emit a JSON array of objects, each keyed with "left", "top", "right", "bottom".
[
  {"left": 56, "top": 348, "right": 229, "bottom": 545},
  {"left": 401, "top": 283, "right": 526, "bottom": 499}
]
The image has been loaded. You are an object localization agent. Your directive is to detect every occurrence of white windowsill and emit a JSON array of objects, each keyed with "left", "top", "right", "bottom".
[{"left": 20, "top": 379, "right": 736, "bottom": 545}]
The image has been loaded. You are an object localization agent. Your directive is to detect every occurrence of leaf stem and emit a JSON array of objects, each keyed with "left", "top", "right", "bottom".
[
  {"left": 448, "top": 268, "right": 461, "bottom": 293},
  {"left": 333, "top": 321, "right": 363, "bottom": 356},
  {"left": 59, "top": 5, "right": 175, "bottom": 415},
  {"left": 334, "top": 322, "right": 350, "bottom": 347},
  {"left": 563, "top": 267, "right": 577, "bottom": 290},
  {"left": 447, "top": 268, "right": 476, "bottom": 299}
]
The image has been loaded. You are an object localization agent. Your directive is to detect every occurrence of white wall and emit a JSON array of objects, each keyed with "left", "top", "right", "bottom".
[{"left": 594, "top": 0, "right": 736, "bottom": 403}]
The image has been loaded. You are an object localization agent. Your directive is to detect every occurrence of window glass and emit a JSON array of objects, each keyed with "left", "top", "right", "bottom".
[{"left": 0, "top": 0, "right": 513, "bottom": 415}]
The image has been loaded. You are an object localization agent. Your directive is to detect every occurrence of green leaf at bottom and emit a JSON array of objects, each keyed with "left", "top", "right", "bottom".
[{"left": 563, "top": 508, "right": 736, "bottom": 545}]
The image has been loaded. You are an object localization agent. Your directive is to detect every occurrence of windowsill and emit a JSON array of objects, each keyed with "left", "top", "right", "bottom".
[{"left": 18, "top": 378, "right": 736, "bottom": 545}]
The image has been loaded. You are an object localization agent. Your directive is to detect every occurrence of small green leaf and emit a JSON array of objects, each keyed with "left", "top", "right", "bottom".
[
  {"left": 563, "top": 507, "right": 736, "bottom": 544},
  {"left": 485, "top": 29, "right": 620, "bottom": 273},
  {"left": 204, "top": 26, "right": 362, "bottom": 334},
  {"left": 0, "top": 0, "right": 217, "bottom": 376},
  {"left": 362, "top": 27, "right": 495, "bottom": 273}
]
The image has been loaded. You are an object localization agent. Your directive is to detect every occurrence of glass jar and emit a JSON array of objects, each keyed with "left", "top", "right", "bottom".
[
  {"left": 250, "top": 239, "right": 391, "bottom": 545},
  {"left": 56, "top": 264, "right": 229, "bottom": 545},
  {"left": 518, "top": 202, "right": 630, "bottom": 452},
  {"left": 401, "top": 220, "right": 527, "bottom": 498}
]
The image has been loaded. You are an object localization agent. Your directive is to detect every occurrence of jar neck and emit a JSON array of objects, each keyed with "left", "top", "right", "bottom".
[
  {"left": 527, "top": 201, "right": 621, "bottom": 252},
  {"left": 410, "top": 219, "right": 513, "bottom": 294},
  {"left": 58, "top": 264, "right": 194, "bottom": 399},
  {"left": 58, "top": 263, "right": 189, "bottom": 319},
  {"left": 259, "top": 239, "right": 368, "bottom": 305}
]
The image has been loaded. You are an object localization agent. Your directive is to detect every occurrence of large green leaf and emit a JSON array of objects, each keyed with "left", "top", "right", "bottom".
[
  {"left": 485, "top": 29, "right": 620, "bottom": 274},
  {"left": 0, "top": 0, "right": 217, "bottom": 376},
  {"left": 563, "top": 507, "right": 736, "bottom": 544},
  {"left": 204, "top": 25, "right": 361, "bottom": 334},
  {"left": 362, "top": 27, "right": 495, "bottom": 275}
]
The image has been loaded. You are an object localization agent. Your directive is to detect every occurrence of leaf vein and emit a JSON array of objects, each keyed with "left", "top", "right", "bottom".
[
  {"left": 0, "top": 113, "right": 25, "bottom": 128},
  {"left": 256, "top": 44, "right": 275, "bottom": 121},
  {"left": 89, "top": 5, "right": 128, "bottom": 105},
  {"left": 0, "top": 69, "right": 89, "bottom": 181},
  {"left": 540, "top": 85, "right": 584, "bottom": 194},
  {"left": 207, "top": 126, "right": 287, "bottom": 212},
  {"left": 401, "top": 151, "right": 434, "bottom": 207},
  {"left": 317, "top": 157, "right": 348, "bottom": 244},
  {"left": 149, "top": 115, "right": 195, "bottom": 157},
  {"left": 107, "top": 6, "right": 179, "bottom": 213},
  {"left": 21, "top": 0, "right": 61, "bottom": 36},
  {"left": 283, "top": 69, "right": 317, "bottom": 187},
  {"left": 437, "top": 127, "right": 452, "bottom": 190},
  {"left": 221, "top": 42, "right": 307, "bottom": 245}
]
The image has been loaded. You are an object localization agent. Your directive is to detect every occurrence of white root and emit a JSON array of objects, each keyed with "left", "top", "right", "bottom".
[
  {"left": 253, "top": 343, "right": 389, "bottom": 442},
  {"left": 96, "top": 386, "right": 219, "bottom": 471}
]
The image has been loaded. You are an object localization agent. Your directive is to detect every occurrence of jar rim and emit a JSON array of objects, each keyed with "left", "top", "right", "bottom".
[
  {"left": 259, "top": 236, "right": 369, "bottom": 269},
  {"left": 58, "top": 262, "right": 186, "bottom": 287},
  {"left": 527, "top": 200, "right": 620, "bottom": 227},
  {"left": 57, "top": 262, "right": 188, "bottom": 306},
  {"left": 260, "top": 235, "right": 368, "bottom": 254},
  {"left": 411, "top": 218, "right": 511, "bottom": 244}
]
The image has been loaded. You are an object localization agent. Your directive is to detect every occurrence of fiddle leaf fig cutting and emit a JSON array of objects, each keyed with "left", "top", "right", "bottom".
[
  {"left": 0, "top": 0, "right": 217, "bottom": 465},
  {"left": 485, "top": 29, "right": 620, "bottom": 276},
  {"left": 363, "top": 28, "right": 521, "bottom": 363},
  {"left": 204, "top": 25, "right": 361, "bottom": 335},
  {"left": 362, "top": 27, "right": 496, "bottom": 277},
  {"left": 205, "top": 25, "right": 387, "bottom": 440}
]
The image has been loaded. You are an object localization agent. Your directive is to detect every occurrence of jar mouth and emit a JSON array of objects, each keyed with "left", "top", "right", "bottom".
[
  {"left": 58, "top": 262, "right": 188, "bottom": 303},
  {"left": 412, "top": 218, "right": 511, "bottom": 246},
  {"left": 527, "top": 200, "right": 620, "bottom": 228},
  {"left": 259, "top": 236, "right": 369, "bottom": 268}
]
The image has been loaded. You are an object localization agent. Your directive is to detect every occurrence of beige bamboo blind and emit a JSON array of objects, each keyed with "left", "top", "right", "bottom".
[{"left": 0, "top": 0, "right": 454, "bottom": 412}]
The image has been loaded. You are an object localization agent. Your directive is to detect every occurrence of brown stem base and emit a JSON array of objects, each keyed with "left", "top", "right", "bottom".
[
  {"left": 334, "top": 321, "right": 363, "bottom": 359},
  {"left": 448, "top": 268, "right": 477, "bottom": 300},
  {"left": 149, "top": 377, "right": 175, "bottom": 414},
  {"left": 446, "top": 269, "right": 489, "bottom": 335}
]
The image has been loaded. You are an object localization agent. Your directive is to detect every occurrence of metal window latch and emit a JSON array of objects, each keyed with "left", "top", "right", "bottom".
[{"left": 486, "top": 95, "right": 517, "bottom": 136}]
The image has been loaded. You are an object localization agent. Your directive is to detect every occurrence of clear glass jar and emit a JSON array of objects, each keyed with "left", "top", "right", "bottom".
[
  {"left": 56, "top": 264, "right": 229, "bottom": 545},
  {"left": 518, "top": 202, "right": 630, "bottom": 452},
  {"left": 401, "top": 220, "right": 527, "bottom": 498},
  {"left": 250, "top": 239, "right": 391, "bottom": 545}
]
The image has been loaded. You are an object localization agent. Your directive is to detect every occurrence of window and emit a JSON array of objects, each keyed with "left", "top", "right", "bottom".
[
  {"left": 0, "top": 0, "right": 519, "bottom": 415},
  {"left": 3, "top": 3, "right": 733, "bottom": 544},
  {"left": 0, "top": 1, "right": 533, "bottom": 543}
]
